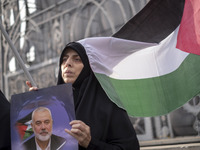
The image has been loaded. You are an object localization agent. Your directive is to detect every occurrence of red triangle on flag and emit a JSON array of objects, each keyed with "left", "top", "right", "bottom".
[{"left": 177, "top": 0, "right": 200, "bottom": 55}]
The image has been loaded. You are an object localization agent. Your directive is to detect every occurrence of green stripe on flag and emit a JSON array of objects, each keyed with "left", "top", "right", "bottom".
[
  {"left": 23, "top": 128, "right": 33, "bottom": 140},
  {"left": 95, "top": 53, "right": 200, "bottom": 117}
]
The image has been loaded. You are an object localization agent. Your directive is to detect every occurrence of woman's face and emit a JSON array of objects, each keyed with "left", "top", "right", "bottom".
[{"left": 61, "top": 48, "right": 84, "bottom": 84}]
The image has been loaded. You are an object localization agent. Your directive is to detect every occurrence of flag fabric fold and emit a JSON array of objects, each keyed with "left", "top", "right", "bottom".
[{"left": 79, "top": 0, "right": 200, "bottom": 117}]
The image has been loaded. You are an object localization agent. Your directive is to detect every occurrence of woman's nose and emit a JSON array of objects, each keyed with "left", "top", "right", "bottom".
[{"left": 65, "top": 58, "right": 72, "bottom": 67}]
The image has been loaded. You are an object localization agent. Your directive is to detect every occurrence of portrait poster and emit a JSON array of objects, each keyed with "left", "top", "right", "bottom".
[{"left": 10, "top": 83, "right": 78, "bottom": 150}]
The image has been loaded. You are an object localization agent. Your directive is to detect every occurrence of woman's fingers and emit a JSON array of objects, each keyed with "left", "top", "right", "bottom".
[
  {"left": 26, "top": 81, "right": 38, "bottom": 91},
  {"left": 65, "top": 120, "right": 91, "bottom": 148},
  {"left": 26, "top": 81, "right": 32, "bottom": 88}
]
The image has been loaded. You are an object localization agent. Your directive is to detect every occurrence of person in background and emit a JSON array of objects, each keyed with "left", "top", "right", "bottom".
[
  {"left": 27, "top": 42, "right": 140, "bottom": 150},
  {"left": 0, "top": 90, "right": 11, "bottom": 150}
]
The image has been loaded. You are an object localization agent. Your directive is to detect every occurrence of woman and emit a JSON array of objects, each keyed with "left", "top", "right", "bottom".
[
  {"left": 58, "top": 42, "right": 139, "bottom": 150},
  {"left": 28, "top": 42, "right": 140, "bottom": 149}
]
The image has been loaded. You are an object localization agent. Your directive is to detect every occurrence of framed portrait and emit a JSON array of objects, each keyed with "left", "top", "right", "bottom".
[{"left": 11, "top": 83, "right": 78, "bottom": 150}]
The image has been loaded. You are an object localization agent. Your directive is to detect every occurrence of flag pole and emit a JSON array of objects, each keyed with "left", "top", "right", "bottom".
[{"left": 0, "top": 20, "right": 37, "bottom": 87}]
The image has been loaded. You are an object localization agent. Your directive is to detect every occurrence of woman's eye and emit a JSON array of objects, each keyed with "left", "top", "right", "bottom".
[
  {"left": 74, "top": 57, "right": 82, "bottom": 62},
  {"left": 62, "top": 58, "right": 67, "bottom": 63},
  {"left": 75, "top": 58, "right": 81, "bottom": 61}
]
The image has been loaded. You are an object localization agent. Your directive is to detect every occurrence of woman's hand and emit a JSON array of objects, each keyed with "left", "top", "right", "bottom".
[
  {"left": 26, "top": 81, "right": 38, "bottom": 91},
  {"left": 65, "top": 120, "right": 91, "bottom": 148}
]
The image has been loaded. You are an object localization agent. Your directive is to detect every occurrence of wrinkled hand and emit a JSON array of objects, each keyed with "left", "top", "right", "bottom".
[
  {"left": 65, "top": 120, "right": 91, "bottom": 148},
  {"left": 26, "top": 81, "right": 38, "bottom": 91}
]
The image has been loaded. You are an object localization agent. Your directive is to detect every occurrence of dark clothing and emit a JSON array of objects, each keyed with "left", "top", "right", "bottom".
[
  {"left": 22, "top": 134, "right": 66, "bottom": 150},
  {"left": 57, "top": 42, "right": 140, "bottom": 150},
  {"left": 0, "top": 90, "right": 11, "bottom": 150}
]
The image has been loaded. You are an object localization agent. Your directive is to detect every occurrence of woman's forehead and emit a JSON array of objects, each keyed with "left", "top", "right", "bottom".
[{"left": 63, "top": 48, "right": 79, "bottom": 56}]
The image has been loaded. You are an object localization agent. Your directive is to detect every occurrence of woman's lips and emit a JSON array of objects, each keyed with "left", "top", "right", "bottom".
[{"left": 64, "top": 70, "right": 73, "bottom": 76}]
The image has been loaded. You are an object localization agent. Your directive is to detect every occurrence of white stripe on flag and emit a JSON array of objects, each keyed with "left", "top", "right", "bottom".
[{"left": 79, "top": 27, "right": 189, "bottom": 79}]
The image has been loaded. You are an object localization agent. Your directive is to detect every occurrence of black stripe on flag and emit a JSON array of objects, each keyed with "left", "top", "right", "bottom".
[{"left": 113, "top": 0, "right": 185, "bottom": 43}]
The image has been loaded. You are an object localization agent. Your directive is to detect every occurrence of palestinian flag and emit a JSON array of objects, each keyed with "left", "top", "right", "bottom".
[
  {"left": 79, "top": 0, "right": 200, "bottom": 117},
  {"left": 15, "top": 112, "right": 33, "bottom": 141}
]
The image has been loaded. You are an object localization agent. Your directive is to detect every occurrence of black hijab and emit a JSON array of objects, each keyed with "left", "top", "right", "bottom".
[
  {"left": 0, "top": 90, "right": 11, "bottom": 150},
  {"left": 57, "top": 42, "right": 139, "bottom": 150},
  {"left": 57, "top": 42, "right": 90, "bottom": 88}
]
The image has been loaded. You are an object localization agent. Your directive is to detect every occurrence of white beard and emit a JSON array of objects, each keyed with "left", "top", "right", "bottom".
[{"left": 34, "top": 130, "right": 52, "bottom": 142}]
